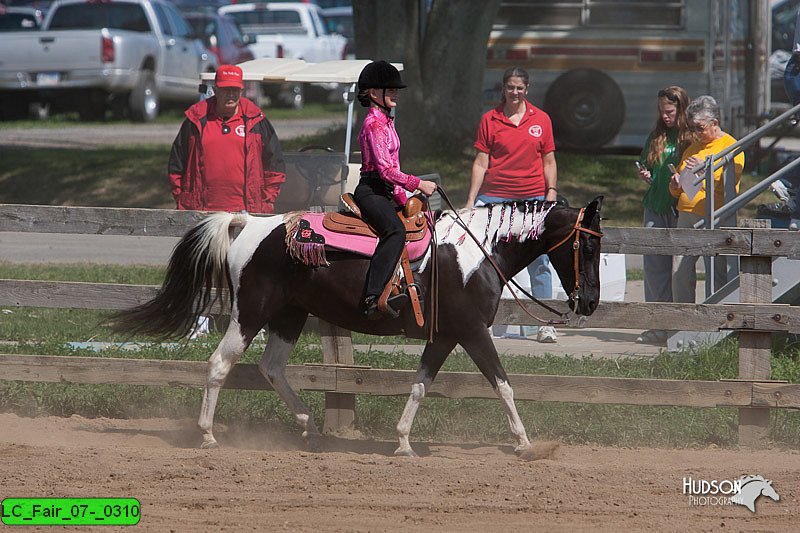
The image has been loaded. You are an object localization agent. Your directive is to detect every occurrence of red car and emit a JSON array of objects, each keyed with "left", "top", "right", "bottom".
[{"left": 184, "top": 12, "right": 254, "bottom": 66}]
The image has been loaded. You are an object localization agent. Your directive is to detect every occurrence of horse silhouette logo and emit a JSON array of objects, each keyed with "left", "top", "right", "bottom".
[{"left": 730, "top": 475, "right": 780, "bottom": 512}]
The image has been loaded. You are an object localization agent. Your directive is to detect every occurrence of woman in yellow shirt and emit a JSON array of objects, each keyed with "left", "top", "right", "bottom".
[{"left": 669, "top": 95, "right": 745, "bottom": 303}]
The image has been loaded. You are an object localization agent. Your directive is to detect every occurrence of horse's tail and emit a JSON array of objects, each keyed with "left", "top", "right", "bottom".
[{"left": 110, "top": 212, "right": 249, "bottom": 339}]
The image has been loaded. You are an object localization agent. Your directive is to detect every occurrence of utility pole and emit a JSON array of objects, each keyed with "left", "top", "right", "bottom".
[{"left": 745, "top": 0, "right": 771, "bottom": 127}]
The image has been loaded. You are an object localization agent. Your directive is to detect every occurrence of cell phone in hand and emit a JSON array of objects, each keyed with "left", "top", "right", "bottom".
[{"left": 634, "top": 161, "right": 645, "bottom": 171}]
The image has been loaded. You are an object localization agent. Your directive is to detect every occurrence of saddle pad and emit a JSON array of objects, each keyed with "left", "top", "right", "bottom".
[
  {"left": 298, "top": 213, "right": 432, "bottom": 262},
  {"left": 323, "top": 211, "right": 428, "bottom": 242}
]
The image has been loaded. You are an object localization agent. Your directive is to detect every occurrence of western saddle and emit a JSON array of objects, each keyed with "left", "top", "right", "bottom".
[{"left": 322, "top": 193, "right": 428, "bottom": 326}]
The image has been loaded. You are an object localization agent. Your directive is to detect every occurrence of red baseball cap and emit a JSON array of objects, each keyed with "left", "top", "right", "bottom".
[{"left": 215, "top": 65, "right": 244, "bottom": 89}]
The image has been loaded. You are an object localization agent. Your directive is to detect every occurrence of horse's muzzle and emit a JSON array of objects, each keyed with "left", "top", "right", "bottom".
[{"left": 570, "top": 293, "right": 598, "bottom": 316}]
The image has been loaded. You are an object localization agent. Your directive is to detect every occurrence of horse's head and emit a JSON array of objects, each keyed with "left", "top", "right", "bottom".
[
  {"left": 762, "top": 481, "right": 780, "bottom": 502},
  {"left": 545, "top": 196, "right": 604, "bottom": 315}
]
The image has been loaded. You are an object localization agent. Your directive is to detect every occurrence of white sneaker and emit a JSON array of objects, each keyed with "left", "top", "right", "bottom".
[
  {"left": 537, "top": 326, "right": 557, "bottom": 343},
  {"left": 790, "top": 218, "right": 800, "bottom": 231}
]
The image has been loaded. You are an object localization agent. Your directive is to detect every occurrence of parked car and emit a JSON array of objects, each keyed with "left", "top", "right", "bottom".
[
  {"left": 219, "top": 2, "right": 347, "bottom": 62},
  {"left": 218, "top": 2, "right": 346, "bottom": 108},
  {"left": 0, "top": 5, "right": 45, "bottom": 30},
  {"left": 0, "top": 0, "right": 218, "bottom": 121},
  {"left": 184, "top": 12, "right": 253, "bottom": 65}
]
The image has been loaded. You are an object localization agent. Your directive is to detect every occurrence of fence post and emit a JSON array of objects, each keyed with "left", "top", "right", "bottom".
[
  {"left": 319, "top": 320, "right": 355, "bottom": 433},
  {"left": 737, "top": 219, "right": 771, "bottom": 448}
]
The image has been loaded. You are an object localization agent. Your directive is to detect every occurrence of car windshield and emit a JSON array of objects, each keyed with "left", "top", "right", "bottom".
[
  {"left": 48, "top": 3, "right": 151, "bottom": 32},
  {"left": 226, "top": 9, "right": 304, "bottom": 35},
  {"left": 186, "top": 16, "right": 214, "bottom": 47}
]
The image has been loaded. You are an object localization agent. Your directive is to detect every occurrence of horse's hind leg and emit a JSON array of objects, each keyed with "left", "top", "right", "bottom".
[
  {"left": 459, "top": 330, "right": 532, "bottom": 453},
  {"left": 198, "top": 317, "right": 252, "bottom": 449},
  {"left": 257, "top": 306, "right": 319, "bottom": 450},
  {"left": 395, "top": 336, "right": 457, "bottom": 457}
]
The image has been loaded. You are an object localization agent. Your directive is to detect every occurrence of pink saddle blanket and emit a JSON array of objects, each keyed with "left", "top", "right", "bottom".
[{"left": 290, "top": 212, "right": 432, "bottom": 266}]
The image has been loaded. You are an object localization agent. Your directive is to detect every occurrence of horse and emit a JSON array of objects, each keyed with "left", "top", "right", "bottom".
[
  {"left": 112, "top": 196, "right": 603, "bottom": 457},
  {"left": 731, "top": 475, "right": 780, "bottom": 512}
]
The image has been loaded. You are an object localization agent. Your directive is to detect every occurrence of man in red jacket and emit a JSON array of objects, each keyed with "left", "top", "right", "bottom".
[{"left": 169, "top": 64, "right": 285, "bottom": 213}]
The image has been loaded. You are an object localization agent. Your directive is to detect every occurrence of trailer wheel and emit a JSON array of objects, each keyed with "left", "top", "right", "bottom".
[
  {"left": 544, "top": 69, "right": 625, "bottom": 150},
  {"left": 129, "top": 70, "right": 159, "bottom": 122}
]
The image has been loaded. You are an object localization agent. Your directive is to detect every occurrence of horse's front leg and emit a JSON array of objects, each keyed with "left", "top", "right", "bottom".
[
  {"left": 258, "top": 308, "right": 320, "bottom": 450},
  {"left": 459, "top": 330, "right": 532, "bottom": 453},
  {"left": 198, "top": 317, "right": 251, "bottom": 449},
  {"left": 395, "top": 337, "right": 457, "bottom": 457}
]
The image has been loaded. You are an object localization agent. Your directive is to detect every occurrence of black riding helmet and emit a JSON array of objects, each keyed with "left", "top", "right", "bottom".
[{"left": 357, "top": 60, "right": 406, "bottom": 109}]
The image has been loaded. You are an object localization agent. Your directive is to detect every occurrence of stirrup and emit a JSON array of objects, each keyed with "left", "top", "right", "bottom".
[{"left": 383, "top": 292, "right": 409, "bottom": 317}]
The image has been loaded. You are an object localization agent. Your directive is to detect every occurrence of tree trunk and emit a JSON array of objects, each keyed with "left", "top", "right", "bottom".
[{"left": 353, "top": 0, "right": 501, "bottom": 155}]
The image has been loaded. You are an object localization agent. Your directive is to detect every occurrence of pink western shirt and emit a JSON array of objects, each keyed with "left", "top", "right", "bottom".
[{"left": 358, "top": 107, "right": 420, "bottom": 205}]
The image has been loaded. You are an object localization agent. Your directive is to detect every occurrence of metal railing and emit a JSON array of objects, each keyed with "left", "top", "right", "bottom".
[{"left": 684, "top": 102, "right": 800, "bottom": 297}]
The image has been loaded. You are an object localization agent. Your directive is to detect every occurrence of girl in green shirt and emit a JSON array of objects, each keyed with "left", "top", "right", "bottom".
[{"left": 635, "top": 86, "right": 691, "bottom": 343}]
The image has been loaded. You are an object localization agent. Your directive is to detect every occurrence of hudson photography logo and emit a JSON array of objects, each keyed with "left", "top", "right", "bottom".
[{"left": 682, "top": 475, "right": 780, "bottom": 512}]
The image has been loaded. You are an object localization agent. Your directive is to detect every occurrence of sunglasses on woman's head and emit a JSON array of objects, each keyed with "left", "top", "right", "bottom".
[{"left": 658, "top": 89, "right": 678, "bottom": 103}]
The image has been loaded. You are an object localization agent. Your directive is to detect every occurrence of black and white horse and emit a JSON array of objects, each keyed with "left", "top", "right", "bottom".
[{"left": 113, "top": 197, "right": 603, "bottom": 457}]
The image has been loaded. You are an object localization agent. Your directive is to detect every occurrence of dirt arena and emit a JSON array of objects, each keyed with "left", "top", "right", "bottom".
[{"left": 1, "top": 414, "right": 798, "bottom": 531}]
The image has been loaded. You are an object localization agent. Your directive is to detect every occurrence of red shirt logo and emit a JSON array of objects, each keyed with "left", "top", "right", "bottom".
[{"left": 528, "top": 125, "right": 542, "bottom": 137}]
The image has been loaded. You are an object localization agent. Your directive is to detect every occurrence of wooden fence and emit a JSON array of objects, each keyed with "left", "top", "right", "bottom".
[{"left": 2, "top": 204, "right": 800, "bottom": 447}]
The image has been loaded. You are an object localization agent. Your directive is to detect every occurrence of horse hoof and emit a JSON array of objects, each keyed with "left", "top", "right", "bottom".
[
  {"left": 200, "top": 441, "right": 219, "bottom": 450},
  {"left": 304, "top": 435, "right": 323, "bottom": 453},
  {"left": 394, "top": 447, "right": 419, "bottom": 458},
  {"left": 516, "top": 441, "right": 559, "bottom": 461}
]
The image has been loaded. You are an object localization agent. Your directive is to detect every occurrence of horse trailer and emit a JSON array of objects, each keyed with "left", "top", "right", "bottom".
[{"left": 485, "top": 0, "right": 760, "bottom": 150}]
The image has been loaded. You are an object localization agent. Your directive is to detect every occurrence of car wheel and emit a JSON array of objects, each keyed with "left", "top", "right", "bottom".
[
  {"left": 544, "top": 69, "right": 625, "bottom": 150},
  {"left": 129, "top": 70, "right": 159, "bottom": 122}
]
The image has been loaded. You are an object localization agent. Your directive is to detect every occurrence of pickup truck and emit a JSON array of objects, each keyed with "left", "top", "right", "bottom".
[
  {"left": 218, "top": 2, "right": 347, "bottom": 108},
  {"left": 0, "top": 0, "right": 218, "bottom": 122},
  {"left": 219, "top": 2, "right": 347, "bottom": 64}
]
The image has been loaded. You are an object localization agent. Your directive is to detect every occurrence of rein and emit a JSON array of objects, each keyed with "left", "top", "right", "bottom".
[{"left": 436, "top": 188, "right": 597, "bottom": 326}]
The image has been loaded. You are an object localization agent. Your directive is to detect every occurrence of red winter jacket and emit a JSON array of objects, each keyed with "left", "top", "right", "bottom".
[{"left": 168, "top": 97, "right": 285, "bottom": 213}]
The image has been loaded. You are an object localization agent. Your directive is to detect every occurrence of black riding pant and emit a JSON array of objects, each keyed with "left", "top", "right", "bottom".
[{"left": 354, "top": 174, "right": 406, "bottom": 300}]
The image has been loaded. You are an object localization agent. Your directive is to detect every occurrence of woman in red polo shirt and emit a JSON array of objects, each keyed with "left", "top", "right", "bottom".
[{"left": 465, "top": 67, "right": 559, "bottom": 343}]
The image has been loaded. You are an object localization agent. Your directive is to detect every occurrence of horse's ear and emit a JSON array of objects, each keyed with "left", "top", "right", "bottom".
[{"left": 582, "top": 196, "right": 604, "bottom": 226}]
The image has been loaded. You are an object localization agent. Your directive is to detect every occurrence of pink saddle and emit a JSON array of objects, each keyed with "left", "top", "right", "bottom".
[{"left": 288, "top": 212, "right": 432, "bottom": 267}]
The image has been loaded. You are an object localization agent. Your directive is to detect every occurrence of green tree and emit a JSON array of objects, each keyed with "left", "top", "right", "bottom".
[{"left": 353, "top": 0, "right": 501, "bottom": 155}]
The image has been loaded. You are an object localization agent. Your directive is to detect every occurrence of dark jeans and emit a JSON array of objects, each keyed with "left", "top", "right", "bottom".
[{"left": 354, "top": 175, "right": 406, "bottom": 299}]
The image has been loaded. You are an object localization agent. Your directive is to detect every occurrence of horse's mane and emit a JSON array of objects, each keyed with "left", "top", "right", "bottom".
[
  {"left": 739, "top": 475, "right": 768, "bottom": 486},
  {"left": 437, "top": 200, "right": 557, "bottom": 249}
]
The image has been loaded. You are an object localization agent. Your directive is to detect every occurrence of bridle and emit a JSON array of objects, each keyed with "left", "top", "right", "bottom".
[
  {"left": 435, "top": 188, "right": 603, "bottom": 325},
  {"left": 546, "top": 207, "right": 604, "bottom": 304}
]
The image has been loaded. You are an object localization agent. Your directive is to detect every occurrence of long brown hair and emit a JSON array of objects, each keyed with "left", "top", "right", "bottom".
[{"left": 645, "top": 86, "right": 691, "bottom": 167}]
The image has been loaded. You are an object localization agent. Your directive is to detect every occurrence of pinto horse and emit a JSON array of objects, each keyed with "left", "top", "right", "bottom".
[{"left": 112, "top": 197, "right": 603, "bottom": 456}]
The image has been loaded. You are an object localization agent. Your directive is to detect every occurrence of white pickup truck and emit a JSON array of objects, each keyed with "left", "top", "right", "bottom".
[
  {"left": 219, "top": 2, "right": 347, "bottom": 64},
  {"left": 0, "top": 0, "right": 217, "bottom": 121},
  {"left": 218, "top": 2, "right": 347, "bottom": 109}
]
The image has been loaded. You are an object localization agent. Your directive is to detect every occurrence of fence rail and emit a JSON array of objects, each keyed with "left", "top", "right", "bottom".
[
  {"left": 2, "top": 204, "right": 799, "bottom": 448},
  {"left": 1, "top": 354, "right": 796, "bottom": 409},
  {"left": 2, "top": 279, "right": 798, "bottom": 332}
]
